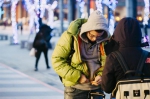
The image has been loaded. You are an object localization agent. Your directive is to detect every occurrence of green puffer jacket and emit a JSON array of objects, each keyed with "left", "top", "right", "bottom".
[{"left": 51, "top": 19, "right": 108, "bottom": 86}]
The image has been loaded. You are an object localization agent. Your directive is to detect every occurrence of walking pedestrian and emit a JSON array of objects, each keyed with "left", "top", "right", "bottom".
[
  {"left": 33, "top": 24, "right": 53, "bottom": 71},
  {"left": 51, "top": 10, "right": 110, "bottom": 99}
]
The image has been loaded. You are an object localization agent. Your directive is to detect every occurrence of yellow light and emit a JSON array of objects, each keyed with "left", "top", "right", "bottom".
[
  {"left": 104, "top": 14, "right": 107, "bottom": 18},
  {"left": 7, "top": 19, "right": 11, "bottom": 24},
  {"left": 115, "top": 16, "right": 120, "bottom": 22},
  {"left": 137, "top": 16, "right": 143, "bottom": 21}
]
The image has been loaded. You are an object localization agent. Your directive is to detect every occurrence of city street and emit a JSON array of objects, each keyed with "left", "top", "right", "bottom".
[
  {"left": 0, "top": 26, "right": 150, "bottom": 99},
  {"left": 0, "top": 26, "right": 63, "bottom": 90},
  {"left": 0, "top": 0, "right": 149, "bottom": 99}
]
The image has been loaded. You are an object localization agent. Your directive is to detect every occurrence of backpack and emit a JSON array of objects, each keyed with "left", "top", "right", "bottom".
[
  {"left": 33, "top": 31, "right": 50, "bottom": 49},
  {"left": 111, "top": 50, "right": 149, "bottom": 99}
]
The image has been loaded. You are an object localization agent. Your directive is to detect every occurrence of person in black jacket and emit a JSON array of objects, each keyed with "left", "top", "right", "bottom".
[
  {"left": 33, "top": 24, "right": 53, "bottom": 71},
  {"left": 101, "top": 17, "right": 150, "bottom": 94}
]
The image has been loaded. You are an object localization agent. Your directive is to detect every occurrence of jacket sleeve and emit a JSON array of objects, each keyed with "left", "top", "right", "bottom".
[
  {"left": 101, "top": 54, "right": 116, "bottom": 93},
  {"left": 51, "top": 32, "right": 81, "bottom": 83}
]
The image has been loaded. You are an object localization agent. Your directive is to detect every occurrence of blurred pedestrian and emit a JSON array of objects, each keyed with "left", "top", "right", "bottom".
[
  {"left": 33, "top": 24, "right": 53, "bottom": 71},
  {"left": 51, "top": 10, "right": 110, "bottom": 99},
  {"left": 20, "top": 22, "right": 23, "bottom": 35},
  {"left": 3, "top": 20, "right": 7, "bottom": 29}
]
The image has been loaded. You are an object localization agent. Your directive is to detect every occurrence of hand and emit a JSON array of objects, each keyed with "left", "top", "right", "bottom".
[
  {"left": 79, "top": 74, "right": 89, "bottom": 84},
  {"left": 91, "top": 75, "right": 102, "bottom": 86}
]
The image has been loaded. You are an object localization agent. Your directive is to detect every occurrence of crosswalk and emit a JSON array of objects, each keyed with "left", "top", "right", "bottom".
[{"left": 0, "top": 63, "right": 64, "bottom": 99}]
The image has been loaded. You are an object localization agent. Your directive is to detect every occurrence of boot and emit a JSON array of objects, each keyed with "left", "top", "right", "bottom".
[
  {"left": 34, "top": 68, "right": 38, "bottom": 71},
  {"left": 47, "top": 66, "right": 50, "bottom": 69}
]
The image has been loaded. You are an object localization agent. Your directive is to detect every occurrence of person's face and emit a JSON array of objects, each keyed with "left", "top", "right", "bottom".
[{"left": 87, "top": 30, "right": 104, "bottom": 42}]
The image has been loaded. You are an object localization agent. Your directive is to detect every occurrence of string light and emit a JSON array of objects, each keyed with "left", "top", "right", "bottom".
[
  {"left": 76, "top": 0, "right": 86, "bottom": 18},
  {"left": 46, "top": 0, "right": 58, "bottom": 28},
  {"left": 24, "top": 0, "right": 36, "bottom": 34},
  {"left": 102, "top": 0, "right": 118, "bottom": 35},
  {"left": 103, "top": 0, "right": 118, "bottom": 11},
  {"left": 143, "top": 0, "right": 149, "bottom": 25},
  {"left": 95, "top": 0, "right": 103, "bottom": 13},
  {"left": 24, "top": 0, "right": 58, "bottom": 33},
  {"left": 0, "top": 0, "right": 4, "bottom": 7},
  {"left": 143, "top": 0, "right": 149, "bottom": 44},
  {"left": 40, "top": 0, "right": 46, "bottom": 18},
  {"left": 11, "top": 0, "right": 19, "bottom": 44},
  {"left": 34, "top": 0, "right": 40, "bottom": 32},
  {"left": 2, "top": 2, "right": 11, "bottom": 7},
  {"left": 24, "top": 0, "right": 44, "bottom": 33},
  {"left": 0, "top": 0, "right": 19, "bottom": 44},
  {"left": 0, "top": 0, "right": 58, "bottom": 44}
]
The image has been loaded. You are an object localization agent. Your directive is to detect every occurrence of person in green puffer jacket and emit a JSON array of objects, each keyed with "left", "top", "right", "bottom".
[{"left": 51, "top": 10, "right": 110, "bottom": 99}]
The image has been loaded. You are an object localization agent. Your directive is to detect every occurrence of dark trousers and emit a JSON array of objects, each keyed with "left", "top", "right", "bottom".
[
  {"left": 35, "top": 49, "right": 49, "bottom": 68},
  {"left": 64, "top": 87, "right": 104, "bottom": 99}
]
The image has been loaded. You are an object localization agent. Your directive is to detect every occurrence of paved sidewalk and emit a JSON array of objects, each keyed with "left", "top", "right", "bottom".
[
  {"left": 0, "top": 26, "right": 150, "bottom": 99},
  {"left": 0, "top": 62, "right": 63, "bottom": 99}
]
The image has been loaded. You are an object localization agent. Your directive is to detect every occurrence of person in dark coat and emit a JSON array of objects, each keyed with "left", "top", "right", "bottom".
[
  {"left": 33, "top": 24, "right": 53, "bottom": 71},
  {"left": 101, "top": 17, "right": 150, "bottom": 94}
]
